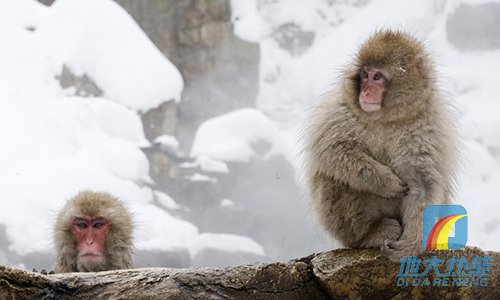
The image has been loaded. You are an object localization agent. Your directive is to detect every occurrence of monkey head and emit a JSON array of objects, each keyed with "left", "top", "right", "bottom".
[
  {"left": 345, "top": 30, "right": 434, "bottom": 119},
  {"left": 54, "top": 191, "right": 133, "bottom": 272}
]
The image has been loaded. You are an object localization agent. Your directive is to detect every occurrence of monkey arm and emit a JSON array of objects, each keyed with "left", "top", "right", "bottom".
[
  {"left": 315, "top": 141, "right": 408, "bottom": 198},
  {"left": 382, "top": 157, "right": 445, "bottom": 260}
]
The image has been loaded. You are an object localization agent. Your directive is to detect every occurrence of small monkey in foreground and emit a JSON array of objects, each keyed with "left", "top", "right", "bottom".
[
  {"left": 304, "top": 30, "right": 457, "bottom": 261},
  {"left": 54, "top": 191, "right": 133, "bottom": 272}
]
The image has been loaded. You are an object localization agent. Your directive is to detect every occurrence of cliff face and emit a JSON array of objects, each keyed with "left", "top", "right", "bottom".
[
  {"left": 1, "top": 248, "right": 499, "bottom": 299},
  {"left": 114, "top": 0, "right": 260, "bottom": 149}
]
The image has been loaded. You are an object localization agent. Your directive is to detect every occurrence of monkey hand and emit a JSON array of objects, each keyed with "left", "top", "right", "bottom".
[
  {"left": 380, "top": 238, "right": 422, "bottom": 262},
  {"left": 376, "top": 167, "right": 409, "bottom": 199}
]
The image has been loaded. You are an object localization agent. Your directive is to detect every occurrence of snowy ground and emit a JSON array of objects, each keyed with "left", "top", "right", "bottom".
[{"left": 0, "top": 0, "right": 499, "bottom": 269}]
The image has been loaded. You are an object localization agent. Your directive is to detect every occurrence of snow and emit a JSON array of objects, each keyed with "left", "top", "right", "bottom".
[
  {"left": 188, "top": 233, "right": 265, "bottom": 258},
  {"left": 195, "top": 155, "right": 229, "bottom": 173},
  {"left": 230, "top": 0, "right": 261, "bottom": 43},
  {"left": 220, "top": 199, "right": 235, "bottom": 207},
  {"left": 0, "top": 0, "right": 267, "bottom": 262},
  {"left": 187, "top": 173, "right": 218, "bottom": 183},
  {"left": 0, "top": 0, "right": 499, "bottom": 268},
  {"left": 154, "top": 135, "right": 180, "bottom": 154},
  {"left": 154, "top": 191, "right": 181, "bottom": 210},
  {"left": 190, "top": 108, "right": 286, "bottom": 163},
  {"left": 133, "top": 202, "right": 199, "bottom": 251},
  {"left": 232, "top": 0, "right": 500, "bottom": 251},
  {"left": 0, "top": 0, "right": 45, "bottom": 30},
  {"left": 38, "top": 0, "right": 183, "bottom": 111},
  {"left": 0, "top": 0, "right": 245, "bottom": 260}
]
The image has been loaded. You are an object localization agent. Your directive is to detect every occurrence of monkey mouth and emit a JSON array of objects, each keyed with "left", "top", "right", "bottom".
[
  {"left": 360, "top": 101, "right": 382, "bottom": 112},
  {"left": 80, "top": 252, "right": 102, "bottom": 258},
  {"left": 362, "top": 99, "right": 382, "bottom": 104},
  {"left": 79, "top": 253, "right": 104, "bottom": 264}
]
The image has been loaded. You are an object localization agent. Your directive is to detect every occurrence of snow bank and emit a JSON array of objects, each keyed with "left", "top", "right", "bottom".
[
  {"left": 456, "top": 140, "right": 500, "bottom": 250},
  {"left": 230, "top": 0, "right": 261, "bottom": 43},
  {"left": 39, "top": 0, "right": 183, "bottom": 111},
  {"left": 0, "top": 0, "right": 191, "bottom": 257},
  {"left": 154, "top": 135, "right": 180, "bottom": 155},
  {"left": 195, "top": 155, "right": 229, "bottom": 173},
  {"left": 133, "top": 203, "right": 199, "bottom": 251},
  {"left": 190, "top": 108, "right": 285, "bottom": 163},
  {"left": 188, "top": 233, "right": 265, "bottom": 258},
  {"left": 0, "top": 0, "right": 45, "bottom": 31}
]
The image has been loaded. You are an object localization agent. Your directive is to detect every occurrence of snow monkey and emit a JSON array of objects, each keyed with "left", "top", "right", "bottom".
[
  {"left": 304, "top": 30, "right": 457, "bottom": 261},
  {"left": 54, "top": 191, "right": 134, "bottom": 272}
]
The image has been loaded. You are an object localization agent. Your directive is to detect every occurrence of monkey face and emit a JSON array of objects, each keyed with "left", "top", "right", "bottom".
[
  {"left": 72, "top": 217, "right": 110, "bottom": 271},
  {"left": 358, "top": 66, "right": 389, "bottom": 113}
]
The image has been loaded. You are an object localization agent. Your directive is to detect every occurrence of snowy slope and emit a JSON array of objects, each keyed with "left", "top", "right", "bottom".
[{"left": 0, "top": 0, "right": 263, "bottom": 267}]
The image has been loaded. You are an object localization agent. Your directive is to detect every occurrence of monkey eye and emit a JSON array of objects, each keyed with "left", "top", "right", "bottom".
[
  {"left": 74, "top": 221, "right": 87, "bottom": 229},
  {"left": 373, "top": 72, "right": 383, "bottom": 80},
  {"left": 361, "top": 70, "right": 368, "bottom": 79},
  {"left": 93, "top": 220, "right": 107, "bottom": 229}
]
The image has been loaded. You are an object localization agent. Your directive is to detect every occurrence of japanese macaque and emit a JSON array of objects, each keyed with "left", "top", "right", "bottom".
[
  {"left": 54, "top": 191, "right": 133, "bottom": 272},
  {"left": 304, "top": 30, "right": 457, "bottom": 261}
]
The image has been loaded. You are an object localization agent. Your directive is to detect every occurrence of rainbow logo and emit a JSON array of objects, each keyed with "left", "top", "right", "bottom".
[{"left": 422, "top": 205, "right": 468, "bottom": 250}]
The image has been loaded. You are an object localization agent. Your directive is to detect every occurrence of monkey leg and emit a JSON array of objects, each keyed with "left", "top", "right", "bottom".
[
  {"left": 380, "top": 165, "right": 454, "bottom": 262},
  {"left": 381, "top": 175, "right": 431, "bottom": 261},
  {"left": 356, "top": 217, "right": 402, "bottom": 248},
  {"left": 319, "top": 189, "right": 402, "bottom": 249}
]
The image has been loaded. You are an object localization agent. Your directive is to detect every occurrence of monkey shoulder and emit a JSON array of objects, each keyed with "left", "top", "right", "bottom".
[{"left": 385, "top": 119, "right": 452, "bottom": 163}]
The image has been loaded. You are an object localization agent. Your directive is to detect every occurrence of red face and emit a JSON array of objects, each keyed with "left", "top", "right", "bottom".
[
  {"left": 72, "top": 217, "right": 109, "bottom": 270},
  {"left": 358, "top": 67, "right": 389, "bottom": 113}
]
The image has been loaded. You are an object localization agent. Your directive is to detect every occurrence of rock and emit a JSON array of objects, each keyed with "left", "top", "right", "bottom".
[
  {"left": 57, "top": 65, "right": 104, "bottom": 98},
  {"left": 1, "top": 248, "right": 498, "bottom": 299},
  {"left": 35, "top": 0, "right": 55, "bottom": 6},
  {"left": 272, "top": 23, "right": 315, "bottom": 57},
  {"left": 0, "top": 257, "right": 327, "bottom": 299},
  {"left": 141, "top": 100, "right": 177, "bottom": 142},
  {"left": 311, "top": 247, "right": 500, "bottom": 299},
  {"left": 114, "top": 0, "right": 260, "bottom": 150}
]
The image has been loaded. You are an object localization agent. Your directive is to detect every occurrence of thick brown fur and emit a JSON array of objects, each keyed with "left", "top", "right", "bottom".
[
  {"left": 304, "top": 30, "right": 457, "bottom": 261},
  {"left": 54, "top": 190, "right": 134, "bottom": 272}
]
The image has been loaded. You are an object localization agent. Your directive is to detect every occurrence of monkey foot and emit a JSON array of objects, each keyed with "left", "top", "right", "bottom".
[
  {"left": 359, "top": 218, "right": 402, "bottom": 248},
  {"left": 380, "top": 239, "right": 421, "bottom": 262}
]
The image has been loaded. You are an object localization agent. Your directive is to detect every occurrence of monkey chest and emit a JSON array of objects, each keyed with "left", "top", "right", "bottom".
[{"left": 358, "top": 127, "right": 408, "bottom": 164}]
